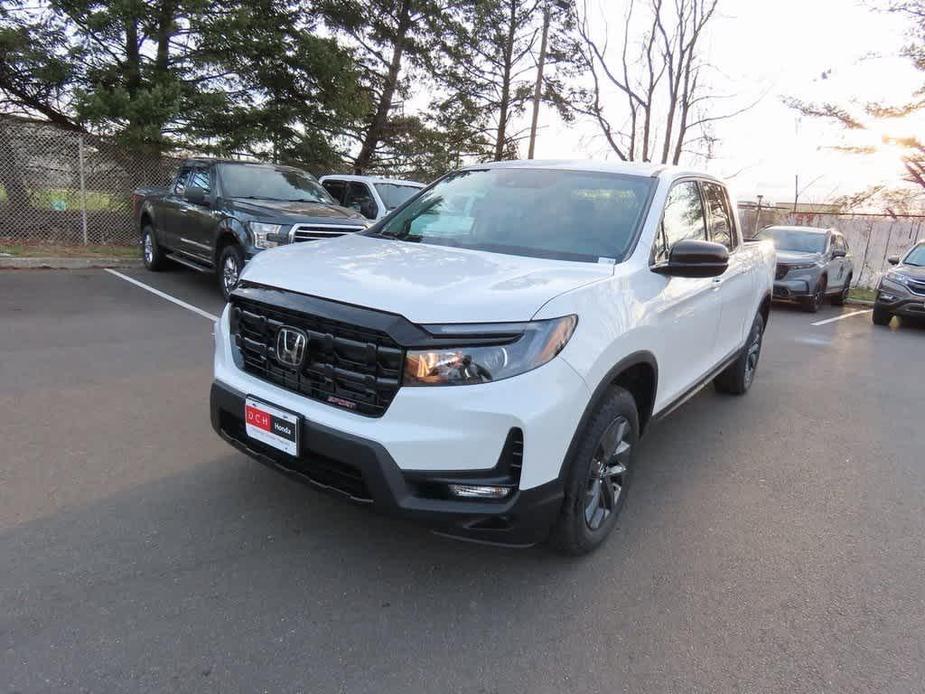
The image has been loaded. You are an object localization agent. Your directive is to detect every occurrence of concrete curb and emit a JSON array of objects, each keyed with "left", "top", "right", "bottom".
[
  {"left": 845, "top": 298, "right": 875, "bottom": 307},
  {"left": 0, "top": 256, "right": 142, "bottom": 270}
]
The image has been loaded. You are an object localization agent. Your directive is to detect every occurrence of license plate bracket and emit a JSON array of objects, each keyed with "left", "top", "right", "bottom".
[{"left": 244, "top": 396, "right": 300, "bottom": 456}]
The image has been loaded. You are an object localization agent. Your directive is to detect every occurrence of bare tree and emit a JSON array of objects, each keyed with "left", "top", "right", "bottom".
[{"left": 573, "top": 0, "right": 739, "bottom": 165}]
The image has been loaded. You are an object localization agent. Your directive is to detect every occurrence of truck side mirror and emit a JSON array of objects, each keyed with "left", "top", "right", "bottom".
[
  {"left": 184, "top": 185, "right": 208, "bottom": 206},
  {"left": 888, "top": 255, "right": 901, "bottom": 265},
  {"left": 653, "top": 239, "right": 729, "bottom": 278}
]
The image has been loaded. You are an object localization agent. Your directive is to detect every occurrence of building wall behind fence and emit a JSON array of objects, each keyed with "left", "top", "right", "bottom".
[
  {"left": 739, "top": 207, "right": 925, "bottom": 288},
  {"left": 0, "top": 116, "right": 178, "bottom": 245}
]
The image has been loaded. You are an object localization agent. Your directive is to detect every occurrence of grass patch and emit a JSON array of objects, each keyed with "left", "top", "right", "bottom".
[
  {"left": 0, "top": 240, "right": 137, "bottom": 258},
  {"left": 848, "top": 287, "right": 877, "bottom": 302},
  {"left": 0, "top": 186, "right": 125, "bottom": 212}
]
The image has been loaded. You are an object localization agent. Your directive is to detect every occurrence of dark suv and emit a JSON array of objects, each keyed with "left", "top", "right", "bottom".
[
  {"left": 873, "top": 242, "right": 925, "bottom": 326},
  {"left": 133, "top": 159, "right": 369, "bottom": 299}
]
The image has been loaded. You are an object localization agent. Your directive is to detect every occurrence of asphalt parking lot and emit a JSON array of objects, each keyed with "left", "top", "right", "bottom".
[{"left": 2, "top": 267, "right": 924, "bottom": 693}]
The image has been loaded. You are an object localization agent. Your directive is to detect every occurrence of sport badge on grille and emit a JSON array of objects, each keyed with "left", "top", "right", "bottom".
[{"left": 275, "top": 327, "right": 307, "bottom": 367}]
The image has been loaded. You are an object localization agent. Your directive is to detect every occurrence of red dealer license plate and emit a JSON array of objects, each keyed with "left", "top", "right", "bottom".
[{"left": 244, "top": 397, "right": 300, "bottom": 456}]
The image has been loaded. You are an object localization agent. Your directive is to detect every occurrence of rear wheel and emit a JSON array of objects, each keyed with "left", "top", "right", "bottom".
[
  {"left": 548, "top": 387, "right": 638, "bottom": 555},
  {"left": 217, "top": 244, "right": 244, "bottom": 300},
  {"left": 714, "top": 312, "right": 765, "bottom": 395},
  {"left": 831, "top": 274, "right": 851, "bottom": 306},
  {"left": 141, "top": 224, "right": 167, "bottom": 271},
  {"left": 872, "top": 305, "right": 892, "bottom": 326}
]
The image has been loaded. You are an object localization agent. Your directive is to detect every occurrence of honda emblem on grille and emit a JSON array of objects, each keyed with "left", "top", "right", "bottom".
[{"left": 275, "top": 327, "right": 307, "bottom": 367}]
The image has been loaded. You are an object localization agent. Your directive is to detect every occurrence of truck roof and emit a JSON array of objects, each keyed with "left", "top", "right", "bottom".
[{"left": 458, "top": 159, "right": 723, "bottom": 183}]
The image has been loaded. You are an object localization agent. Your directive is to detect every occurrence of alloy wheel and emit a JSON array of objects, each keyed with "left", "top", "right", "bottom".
[
  {"left": 222, "top": 255, "right": 240, "bottom": 294},
  {"left": 744, "top": 323, "right": 763, "bottom": 388},
  {"left": 143, "top": 233, "right": 154, "bottom": 265},
  {"left": 584, "top": 416, "right": 632, "bottom": 531}
]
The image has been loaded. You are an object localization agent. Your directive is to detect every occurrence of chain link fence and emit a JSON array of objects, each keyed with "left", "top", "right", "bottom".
[{"left": 0, "top": 116, "right": 178, "bottom": 246}]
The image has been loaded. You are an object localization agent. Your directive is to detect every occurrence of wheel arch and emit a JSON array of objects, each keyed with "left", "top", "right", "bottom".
[
  {"left": 213, "top": 227, "right": 243, "bottom": 265},
  {"left": 557, "top": 351, "right": 658, "bottom": 483}
]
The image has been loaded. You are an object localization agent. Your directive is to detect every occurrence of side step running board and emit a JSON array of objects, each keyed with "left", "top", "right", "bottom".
[{"left": 166, "top": 252, "right": 213, "bottom": 273}]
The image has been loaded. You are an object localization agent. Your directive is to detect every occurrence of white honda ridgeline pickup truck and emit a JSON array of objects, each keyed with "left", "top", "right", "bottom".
[{"left": 210, "top": 161, "right": 775, "bottom": 554}]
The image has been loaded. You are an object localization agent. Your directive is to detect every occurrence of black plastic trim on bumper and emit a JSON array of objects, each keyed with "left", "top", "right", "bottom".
[
  {"left": 210, "top": 381, "right": 564, "bottom": 546},
  {"left": 875, "top": 295, "right": 925, "bottom": 317}
]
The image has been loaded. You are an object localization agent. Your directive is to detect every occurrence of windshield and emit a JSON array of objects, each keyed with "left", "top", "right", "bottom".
[
  {"left": 219, "top": 164, "right": 336, "bottom": 203},
  {"left": 903, "top": 244, "right": 925, "bottom": 266},
  {"left": 757, "top": 228, "right": 827, "bottom": 253},
  {"left": 374, "top": 183, "right": 423, "bottom": 210},
  {"left": 365, "top": 168, "right": 655, "bottom": 263}
]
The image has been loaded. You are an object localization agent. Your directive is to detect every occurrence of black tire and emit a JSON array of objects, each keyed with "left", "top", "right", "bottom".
[
  {"left": 802, "top": 277, "right": 827, "bottom": 313},
  {"left": 548, "top": 387, "right": 639, "bottom": 556},
  {"left": 217, "top": 244, "right": 244, "bottom": 300},
  {"left": 141, "top": 224, "right": 168, "bottom": 271},
  {"left": 872, "top": 305, "right": 892, "bottom": 326},
  {"left": 831, "top": 275, "right": 851, "bottom": 306},
  {"left": 714, "top": 312, "right": 765, "bottom": 396}
]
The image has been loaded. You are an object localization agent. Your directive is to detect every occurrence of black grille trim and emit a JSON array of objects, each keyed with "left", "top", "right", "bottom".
[
  {"left": 775, "top": 264, "right": 789, "bottom": 280},
  {"left": 230, "top": 287, "right": 411, "bottom": 417}
]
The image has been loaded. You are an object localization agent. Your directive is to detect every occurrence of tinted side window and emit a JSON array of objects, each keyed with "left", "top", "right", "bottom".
[
  {"left": 174, "top": 167, "right": 192, "bottom": 195},
  {"left": 834, "top": 235, "right": 847, "bottom": 253},
  {"left": 656, "top": 180, "right": 706, "bottom": 262},
  {"left": 322, "top": 180, "right": 347, "bottom": 205},
  {"left": 188, "top": 168, "right": 211, "bottom": 193},
  {"left": 345, "top": 182, "right": 379, "bottom": 219},
  {"left": 702, "top": 181, "right": 736, "bottom": 251}
]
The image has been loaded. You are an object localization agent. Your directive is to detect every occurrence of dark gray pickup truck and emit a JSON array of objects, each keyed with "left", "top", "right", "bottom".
[{"left": 132, "top": 158, "right": 369, "bottom": 299}]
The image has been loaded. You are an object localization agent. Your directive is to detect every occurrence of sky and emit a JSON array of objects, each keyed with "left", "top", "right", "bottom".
[{"left": 529, "top": 0, "right": 924, "bottom": 207}]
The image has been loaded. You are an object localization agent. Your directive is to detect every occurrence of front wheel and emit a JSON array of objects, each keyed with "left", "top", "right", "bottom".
[
  {"left": 141, "top": 225, "right": 168, "bottom": 271},
  {"left": 548, "top": 387, "right": 639, "bottom": 555},
  {"left": 872, "top": 305, "right": 892, "bottom": 326},
  {"left": 714, "top": 312, "right": 765, "bottom": 395},
  {"left": 803, "top": 278, "right": 827, "bottom": 313},
  {"left": 217, "top": 244, "right": 244, "bottom": 300}
]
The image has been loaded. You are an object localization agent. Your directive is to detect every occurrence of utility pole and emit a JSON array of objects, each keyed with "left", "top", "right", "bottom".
[
  {"left": 753, "top": 194, "right": 764, "bottom": 238},
  {"left": 527, "top": 5, "right": 551, "bottom": 160}
]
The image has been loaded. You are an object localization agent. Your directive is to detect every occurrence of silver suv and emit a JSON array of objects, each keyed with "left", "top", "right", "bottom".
[{"left": 757, "top": 226, "right": 853, "bottom": 312}]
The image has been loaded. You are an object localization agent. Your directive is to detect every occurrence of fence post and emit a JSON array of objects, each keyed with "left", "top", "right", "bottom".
[{"left": 78, "top": 134, "right": 88, "bottom": 245}]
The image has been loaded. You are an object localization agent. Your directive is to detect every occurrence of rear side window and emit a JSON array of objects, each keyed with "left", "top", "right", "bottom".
[
  {"left": 345, "top": 182, "right": 379, "bottom": 219},
  {"left": 655, "top": 180, "right": 706, "bottom": 263},
  {"left": 702, "top": 181, "right": 736, "bottom": 251},
  {"left": 322, "top": 180, "right": 347, "bottom": 204},
  {"left": 834, "top": 235, "right": 847, "bottom": 253}
]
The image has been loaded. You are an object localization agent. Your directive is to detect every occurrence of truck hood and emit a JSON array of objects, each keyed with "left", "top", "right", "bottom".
[
  {"left": 895, "top": 263, "right": 925, "bottom": 279},
  {"left": 776, "top": 250, "right": 822, "bottom": 264},
  {"left": 225, "top": 198, "right": 366, "bottom": 225},
  {"left": 240, "top": 234, "right": 613, "bottom": 323}
]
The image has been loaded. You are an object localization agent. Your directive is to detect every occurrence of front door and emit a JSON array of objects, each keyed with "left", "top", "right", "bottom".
[{"left": 650, "top": 179, "right": 723, "bottom": 410}]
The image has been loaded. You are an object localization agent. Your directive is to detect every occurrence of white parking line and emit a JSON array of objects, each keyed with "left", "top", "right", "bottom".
[
  {"left": 105, "top": 269, "right": 219, "bottom": 322},
  {"left": 811, "top": 309, "right": 873, "bottom": 326}
]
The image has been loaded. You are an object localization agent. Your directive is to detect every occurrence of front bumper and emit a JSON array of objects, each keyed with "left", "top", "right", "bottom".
[
  {"left": 772, "top": 278, "right": 813, "bottom": 299},
  {"left": 875, "top": 287, "right": 925, "bottom": 317},
  {"left": 211, "top": 380, "right": 564, "bottom": 545}
]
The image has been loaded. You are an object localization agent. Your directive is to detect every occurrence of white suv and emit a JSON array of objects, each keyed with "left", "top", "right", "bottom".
[
  {"left": 319, "top": 174, "right": 425, "bottom": 221},
  {"left": 211, "top": 161, "right": 775, "bottom": 554}
]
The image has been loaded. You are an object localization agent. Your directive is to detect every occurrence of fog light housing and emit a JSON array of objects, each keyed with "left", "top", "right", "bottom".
[
  {"left": 879, "top": 293, "right": 897, "bottom": 302},
  {"left": 447, "top": 484, "right": 512, "bottom": 499}
]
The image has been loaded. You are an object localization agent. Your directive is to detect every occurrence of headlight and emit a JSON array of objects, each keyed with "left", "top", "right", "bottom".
[
  {"left": 884, "top": 271, "right": 909, "bottom": 286},
  {"left": 248, "top": 222, "right": 283, "bottom": 249},
  {"left": 404, "top": 315, "right": 577, "bottom": 386}
]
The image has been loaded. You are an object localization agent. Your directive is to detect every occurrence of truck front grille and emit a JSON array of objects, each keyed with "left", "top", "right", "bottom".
[
  {"left": 290, "top": 223, "right": 366, "bottom": 242},
  {"left": 230, "top": 297, "right": 404, "bottom": 417},
  {"left": 908, "top": 278, "right": 925, "bottom": 296}
]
